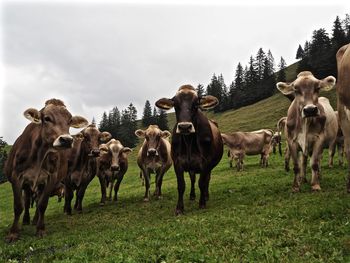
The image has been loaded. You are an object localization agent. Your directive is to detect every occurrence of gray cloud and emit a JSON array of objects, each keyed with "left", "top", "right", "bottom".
[{"left": 1, "top": 2, "right": 347, "bottom": 143}]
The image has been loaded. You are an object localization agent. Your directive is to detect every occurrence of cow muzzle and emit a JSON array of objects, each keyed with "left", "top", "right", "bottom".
[
  {"left": 53, "top": 134, "right": 74, "bottom": 148},
  {"left": 302, "top": 105, "right": 319, "bottom": 118},
  {"left": 147, "top": 148, "right": 159, "bottom": 157},
  {"left": 176, "top": 122, "right": 195, "bottom": 134},
  {"left": 89, "top": 149, "right": 100, "bottom": 157},
  {"left": 111, "top": 164, "right": 120, "bottom": 171}
]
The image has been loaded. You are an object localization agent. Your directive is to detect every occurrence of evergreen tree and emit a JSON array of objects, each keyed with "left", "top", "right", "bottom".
[
  {"left": 234, "top": 63, "right": 244, "bottom": 90},
  {"left": 255, "top": 48, "right": 266, "bottom": 81},
  {"left": 343, "top": 14, "right": 350, "bottom": 41},
  {"left": 277, "top": 57, "right": 287, "bottom": 82},
  {"left": 206, "top": 74, "right": 223, "bottom": 112},
  {"left": 119, "top": 103, "right": 138, "bottom": 148},
  {"left": 267, "top": 50, "right": 275, "bottom": 75},
  {"left": 99, "top": 111, "right": 108, "bottom": 132},
  {"left": 309, "top": 28, "right": 332, "bottom": 77},
  {"left": 196, "top": 84, "right": 205, "bottom": 97},
  {"left": 157, "top": 109, "right": 169, "bottom": 131},
  {"left": 142, "top": 100, "right": 153, "bottom": 127},
  {"left": 296, "top": 44, "right": 305, "bottom": 59},
  {"left": 332, "top": 16, "right": 347, "bottom": 48}
]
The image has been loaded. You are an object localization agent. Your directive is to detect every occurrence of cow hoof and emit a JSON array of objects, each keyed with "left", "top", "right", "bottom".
[
  {"left": 292, "top": 187, "right": 300, "bottom": 193},
  {"left": 143, "top": 197, "right": 149, "bottom": 202},
  {"left": 5, "top": 232, "right": 20, "bottom": 243},
  {"left": 312, "top": 185, "right": 321, "bottom": 191},
  {"left": 199, "top": 204, "right": 206, "bottom": 209},
  {"left": 190, "top": 195, "right": 196, "bottom": 201},
  {"left": 36, "top": 229, "right": 46, "bottom": 238},
  {"left": 175, "top": 208, "right": 184, "bottom": 216}
]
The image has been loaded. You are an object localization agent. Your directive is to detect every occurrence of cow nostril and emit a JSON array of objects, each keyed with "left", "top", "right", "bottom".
[
  {"left": 59, "top": 136, "right": 73, "bottom": 146},
  {"left": 179, "top": 123, "right": 192, "bottom": 130},
  {"left": 111, "top": 165, "right": 120, "bottom": 171},
  {"left": 303, "top": 106, "right": 318, "bottom": 117}
]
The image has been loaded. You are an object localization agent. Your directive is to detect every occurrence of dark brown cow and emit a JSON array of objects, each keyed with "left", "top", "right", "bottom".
[
  {"left": 97, "top": 139, "right": 132, "bottom": 205},
  {"left": 156, "top": 85, "right": 223, "bottom": 215},
  {"left": 4, "top": 99, "right": 88, "bottom": 242},
  {"left": 277, "top": 71, "right": 337, "bottom": 192},
  {"left": 135, "top": 125, "right": 172, "bottom": 201},
  {"left": 336, "top": 44, "right": 350, "bottom": 191},
  {"left": 221, "top": 129, "right": 273, "bottom": 171},
  {"left": 63, "top": 124, "right": 111, "bottom": 215}
]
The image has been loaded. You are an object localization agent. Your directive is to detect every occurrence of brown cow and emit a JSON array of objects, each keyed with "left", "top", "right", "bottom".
[
  {"left": 97, "top": 139, "right": 132, "bottom": 205},
  {"left": 4, "top": 99, "right": 88, "bottom": 242},
  {"left": 156, "top": 85, "right": 223, "bottom": 215},
  {"left": 63, "top": 124, "right": 111, "bottom": 215},
  {"left": 336, "top": 44, "right": 350, "bottom": 191},
  {"left": 334, "top": 111, "right": 344, "bottom": 166},
  {"left": 135, "top": 125, "right": 172, "bottom": 201},
  {"left": 276, "top": 71, "right": 337, "bottom": 192},
  {"left": 222, "top": 129, "right": 273, "bottom": 171}
]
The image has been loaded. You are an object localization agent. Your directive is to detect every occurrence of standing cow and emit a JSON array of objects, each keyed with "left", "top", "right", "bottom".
[
  {"left": 276, "top": 71, "right": 337, "bottom": 192},
  {"left": 156, "top": 85, "right": 223, "bottom": 215},
  {"left": 97, "top": 139, "right": 132, "bottom": 205},
  {"left": 64, "top": 124, "right": 111, "bottom": 215},
  {"left": 4, "top": 99, "right": 88, "bottom": 242},
  {"left": 221, "top": 129, "right": 273, "bottom": 171},
  {"left": 135, "top": 125, "right": 172, "bottom": 201},
  {"left": 336, "top": 44, "right": 350, "bottom": 191}
]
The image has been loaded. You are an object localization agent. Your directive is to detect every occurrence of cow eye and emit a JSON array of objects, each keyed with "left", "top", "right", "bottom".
[{"left": 44, "top": 116, "right": 52, "bottom": 122}]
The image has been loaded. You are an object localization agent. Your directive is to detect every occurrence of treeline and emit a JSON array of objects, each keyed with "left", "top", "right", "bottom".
[
  {"left": 98, "top": 102, "right": 169, "bottom": 148},
  {"left": 296, "top": 14, "right": 350, "bottom": 78},
  {"left": 0, "top": 137, "right": 8, "bottom": 183}
]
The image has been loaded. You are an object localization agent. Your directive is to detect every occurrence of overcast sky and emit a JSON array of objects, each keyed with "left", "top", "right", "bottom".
[{"left": 1, "top": 0, "right": 349, "bottom": 144}]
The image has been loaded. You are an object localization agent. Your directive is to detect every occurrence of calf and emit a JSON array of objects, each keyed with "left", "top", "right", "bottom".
[
  {"left": 4, "top": 99, "right": 88, "bottom": 242},
  {"left": 97, "top": 139, "right": 132, "bottom": 205},
  {"left": 222, "top": 129, "right": 273, "bottom": 171},
  {"left": 135, "top": 125, "right": 172, "bottom": 201},
  {"left": 63, "top": 124, "right": 111, "bottom": 215},
  {"left": 156, "top": 85, "right": 223, "bottom": 215},
  {"left": 336, "top": 44, "right": 350, "bottom": 191},
  {"left": 276, "top": 71, "right": 337, "bottom": 192}
]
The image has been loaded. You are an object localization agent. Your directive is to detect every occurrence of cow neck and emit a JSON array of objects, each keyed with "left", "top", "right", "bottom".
[
  {"left": 32, "top": 131, "right": 52, "bottom": 168},
  {"left": 75, "top": 141, "right": 91, "bottom": 172}
]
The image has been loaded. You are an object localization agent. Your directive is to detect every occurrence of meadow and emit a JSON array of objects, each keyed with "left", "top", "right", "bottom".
[{"left": 0, "top": 91, "right": 349, "bottom": 262}]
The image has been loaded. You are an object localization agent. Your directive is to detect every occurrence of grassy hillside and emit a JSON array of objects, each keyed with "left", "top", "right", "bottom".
[{"left": 0, "top": 85, "right": 348, "bottom": 262}]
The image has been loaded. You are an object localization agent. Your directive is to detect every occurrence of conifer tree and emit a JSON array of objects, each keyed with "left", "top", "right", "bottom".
[
  {"left": 142, "top": 100, "right": 153, "bottom": 127},
  {"left": 277, "top": 57, "right": 287, "bottom": 82}
]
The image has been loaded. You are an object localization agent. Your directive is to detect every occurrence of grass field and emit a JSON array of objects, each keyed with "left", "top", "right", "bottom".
[{"left": 0, "top": 89, "right": 349, "bottom": 262}]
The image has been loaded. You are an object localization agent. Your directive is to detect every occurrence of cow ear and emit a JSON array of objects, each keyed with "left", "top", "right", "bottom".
[
  {"left": 99, "top": 144, "right": 109, "bottom": 153},
  {"left": 155, "top": 98, "right": 174, "bottom": 110},
  {"left": 199, "top": 95, "right": 218, "bottom": 110},
  {"left": 24, "top": 108, "right": 41, "bottom": 124},
  {"left": 73, "top": 132, "right": 84, "bottom": 140},
  {"left": 122, "top": 147, "right": 132, "bottom": 155},
  {"left": 276, "top": 82, "right": 294, "bottom": 95},
  {"left": 99, "top": 132, "right": 112, "bottom": 143},
  {"left": 135, "top": 129, "right": 145, "bottom": 138},
  {"left": 161, "top": 130, "right": 171, "bottom": 138},
  {"left": 320, "top": 76, "right": 336, "bottom": 91},
  {"left": 70, "top": 116, "right": 89, "bottom": 128}
]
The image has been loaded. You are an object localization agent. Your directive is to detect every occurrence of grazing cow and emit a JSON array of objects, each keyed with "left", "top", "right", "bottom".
[
  {"left": 97, "top": 139, "right": 132, "bottom": 205},
  {"left": 156, "top": 85, "right": 223, "bottom": 215},
  {"left": 63, "top": 124, "right": 111, "bottom": 215},
  {"left": 336, "top": 44, "right": 350, "bottom": 191},
  {"left": 276, "top": 71, "right": 337, "bottom": 192},
  {"left": 4, "top": 99, "right": 88, "bottom": 242},
  {"left": 135, "top": 125, "right": 172, "bottom": 201},
  {"left": 221, "top": 129, "right": 273, "bottom": 171}
]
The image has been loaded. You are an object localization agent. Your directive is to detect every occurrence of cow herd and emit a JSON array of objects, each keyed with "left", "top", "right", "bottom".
[{"left": 3, "top": 44, "right": 350, "bottom": 242}]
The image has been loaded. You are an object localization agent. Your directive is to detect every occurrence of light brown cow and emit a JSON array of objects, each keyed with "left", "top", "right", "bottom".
[
  {"left": 276, "top": 71, "right": 337, "bottom": 192},
  {"left": 4, "top": 99, "right": 88, "bottom": 242},
  {"left": 222, "top": 129, "right": 274, "bottom": 171},
  {"left": 97, "top": 139, "right": 132, "bottom": 205},
  {"left": 63, "top": 124, "right": 111, "bottom": 215},
  {"left": 336, "top": 44, "right": 350, "bottom": 191},
  {"left": 135, "top": 125, "right": 172, "bottom": 201}
]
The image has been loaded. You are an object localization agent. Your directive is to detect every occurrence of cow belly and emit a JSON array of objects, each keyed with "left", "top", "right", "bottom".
[{"left": 146, "top": 161, "right": 162, "bottom": 172}]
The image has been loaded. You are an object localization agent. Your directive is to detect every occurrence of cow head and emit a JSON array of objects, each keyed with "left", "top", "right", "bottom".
[
  {"left": 100, "top": 139, "right": 132, "bottom": 171},
  {"left": 276, "top": 71, "right": 336, "bottom": 118},
  {"left": 155, "top": 85, "right": 218, "bottom": 135},
  {"left": 81, "top": 124, "right": 112, "bottom": 157},
  {"left": 23, "top": 99, "right": 88, "bottom": 149},
  {"left": 135, "top": 125, "right": 170, "bottom": 157}
]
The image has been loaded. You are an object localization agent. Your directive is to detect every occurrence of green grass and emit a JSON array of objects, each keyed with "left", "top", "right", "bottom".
[{"left": 0, "top": 88, "right": 347, "bottom": 262}]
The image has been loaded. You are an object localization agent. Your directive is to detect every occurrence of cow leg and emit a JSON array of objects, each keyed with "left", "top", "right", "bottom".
[
  {"left": 343, "top": 136, "right": 350, "bottom": 193},
  {"left": 64, "top": 186, "right": 74, "bottom": 215},
  {"left": 155, "top": 170, "right": 165, "bottom": 199},
  {"left": 198, "top": 172, "right": 209, "bottom": 209},
  {"left": 300, "top": 154, "right": 308, "bottom": 184},
  {"left": 113, "top": 173, "right": 124, "bottom": 202},
  {"left": 174, "top": 167, "right": 185, "bottom": 215},
  {"left": 75, "top": 186, "right": 87, "bottom": 212},
  {"left": 143, "top": 169, "right": 151, "bottom": 202},
  {"left": 108, "top": 178, "right": 114, "bottom": 201},
  {"left": 338, "top": 142, "right": 344, "bottom": 166},
  {"left": 310, "top": 142, "right": 323, "bottom": 191},
  {"left": 205, "top": 173, "right": 211, "bottom": 201},
  {"left": 23, "top": 187, "right": 31, "bottom": 225},
  {"left": 35, "top": 193, "right": 49, "bottom": 238},
  {"left": 6, "top": 182, "right": 23, "bottom": 242},
  {"left": 290, "top": 144, "right": 301, "bottom": 192},
  {"left": 328, "top": 142, "right": 336, "bottom": 168},
  {"left": 98, "top": 175, "right": 107, "bottom": 206},
  {"left": 285, "top": 146, "right": 290, "bottom": 172},
  {"left": 189, "top": 171, "right": 196, "bottom": 200}
]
